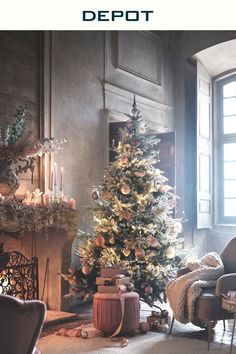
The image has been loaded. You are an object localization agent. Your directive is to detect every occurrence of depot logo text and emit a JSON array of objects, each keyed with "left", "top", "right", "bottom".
[{"left": 82, "top": 10, "right": 154, "bottom": 22}]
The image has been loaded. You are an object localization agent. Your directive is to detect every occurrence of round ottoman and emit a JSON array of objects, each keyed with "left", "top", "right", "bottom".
[{"left": 93, "top": 292, "right": 140, "bottom": 335}]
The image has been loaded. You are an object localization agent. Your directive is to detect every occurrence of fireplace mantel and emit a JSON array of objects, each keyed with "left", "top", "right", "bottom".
[{"left": 0, "top": 228, "right": 75, "bottom": 311}]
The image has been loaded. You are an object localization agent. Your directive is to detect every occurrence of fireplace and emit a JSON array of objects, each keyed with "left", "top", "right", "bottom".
[
  {"left": 0, "top": 228, "right": 75, "bottom": 311},
  {"left": 0, "top": 251, "right": 39, "bottom": 300}
]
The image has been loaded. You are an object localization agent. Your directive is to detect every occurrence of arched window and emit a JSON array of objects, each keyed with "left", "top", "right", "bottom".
[{"left": 215, "top": 74, "right": 236, "bottom": 223}]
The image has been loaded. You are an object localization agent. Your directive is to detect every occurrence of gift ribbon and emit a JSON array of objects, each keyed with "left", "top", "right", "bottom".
[
  {"left": 105, "top": 288, "right": 129, "bottom": 347},
  {"left": 110, "top": 291, "right": 125, "bottom": 338}
]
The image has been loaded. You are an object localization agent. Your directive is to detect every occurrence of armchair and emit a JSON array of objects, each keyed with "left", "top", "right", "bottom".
[
  {"left": 168, "top": 237, "right": 236, "bottom": 350},
  {"left": 0, "top": 294, "right": 46, "bottom": 354}
]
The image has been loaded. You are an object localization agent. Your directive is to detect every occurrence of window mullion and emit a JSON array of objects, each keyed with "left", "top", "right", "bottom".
[{"left": 217, "top": 77, "right": 236, "bottom": 223}]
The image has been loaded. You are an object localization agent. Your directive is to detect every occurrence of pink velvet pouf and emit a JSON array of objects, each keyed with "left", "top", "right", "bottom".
[{"left": 93, "top": 292, "right": 140, "bottom": 335}]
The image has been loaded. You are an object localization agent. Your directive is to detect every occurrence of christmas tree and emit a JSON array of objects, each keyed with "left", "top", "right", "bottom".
[{"left": 66, "top": 98, "right": 184, "bottom": 305}]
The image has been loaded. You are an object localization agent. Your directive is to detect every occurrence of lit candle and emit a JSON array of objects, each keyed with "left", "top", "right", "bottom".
[
  {"left": 25, "top": 190, "right": 30, "bottom": 199},
  {"left": 43, "top": 194, "right": 49, "bottom": 206},
  {"left": 68, "top": 198, "right": 76, "bottom": 209},
  {"left": 24, "top": 191, "right": 32, "bottom": 205},
  {"left": 60, "top": 166, "right": 64, "bottom": 192},
  {"left": 32, "top": 188, "right": 43, "bottom": 205}
]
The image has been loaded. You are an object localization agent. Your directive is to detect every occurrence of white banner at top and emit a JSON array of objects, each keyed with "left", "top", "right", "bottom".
[{"left": 1, "top": 0, "right": 236, "bottom": 30}]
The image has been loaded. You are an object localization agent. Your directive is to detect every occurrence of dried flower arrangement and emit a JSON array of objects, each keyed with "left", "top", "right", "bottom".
[{"left": 0, "top": 106, "right": 66, "bottom": 195}]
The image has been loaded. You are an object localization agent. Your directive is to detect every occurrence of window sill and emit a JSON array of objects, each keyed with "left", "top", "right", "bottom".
[{"left": 212, "top": 224, "right": 236, "bottom": 234}]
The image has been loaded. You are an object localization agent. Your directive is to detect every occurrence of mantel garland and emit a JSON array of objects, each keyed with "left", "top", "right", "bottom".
[{"left": 0, "top": 198, "right": 78, "bottom": 235}]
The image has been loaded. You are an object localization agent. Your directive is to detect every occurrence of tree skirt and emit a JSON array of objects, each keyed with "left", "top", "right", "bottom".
[{"left": 37, "top": 324, "right": 228, "bottom": 354}]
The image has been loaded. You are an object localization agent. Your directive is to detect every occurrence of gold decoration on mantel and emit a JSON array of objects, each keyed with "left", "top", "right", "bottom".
[{"left": 0, "top": 197, "right": 78, "bottom": 236}]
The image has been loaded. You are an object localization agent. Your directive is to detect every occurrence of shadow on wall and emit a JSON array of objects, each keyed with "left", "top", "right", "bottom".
[{"left": 208, "top": 230, "right": 236, "bottom": 255}]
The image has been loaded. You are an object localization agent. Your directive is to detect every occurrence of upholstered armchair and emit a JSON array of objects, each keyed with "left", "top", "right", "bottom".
[
  {"left": 0, "top": 294, "right": 46, "bottom": 354},
  {"left": 168, "top": 237, "right": 236, "bottom": 350}
]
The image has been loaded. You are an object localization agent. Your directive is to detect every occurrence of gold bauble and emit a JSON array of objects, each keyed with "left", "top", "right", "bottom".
[
  {"left": 122, "top": 210, "right": 133, "bottom": 220},
  {"left": 119, "top": 156, "right": 129, "bottom": 165},
  {"left": 135, "top": 248, "right": 145, "bottom": 259},
  {"left": 144, "top": 285, "right": 153, "bottom": 294},
  {"left": 109, "top": 235, "right": 115, "bottom": 244},
  {"left": 95, "top": 235, "right": 105, "bottom": 247},
  {"left": 123, "top": 248, "right": 131, "bottom": 257},
  {"left": 82, "top": 265, "right": 92, "bottom": 275},
  {"left": 158, "top": 185, "right": 166, "bottom": 194},
  {"left": 121, "top": 184, "right": 131, "bottom": 195},
  {"left": 165, "top": 246, "right": 176, "bottom": 259},
  {"left": 146, "top": 236, "right": 161, "bottom": 249},
  {"left": 135, "top": 170, "right": 145, "bottom": 177},
  {"left": 101, "top": 191, "right": 111, "bottom": 200}
]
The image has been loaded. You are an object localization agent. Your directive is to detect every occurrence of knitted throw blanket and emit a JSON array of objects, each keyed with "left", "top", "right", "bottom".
[{"left": 166, "top": 252, "right": 224, "bottom": 324}]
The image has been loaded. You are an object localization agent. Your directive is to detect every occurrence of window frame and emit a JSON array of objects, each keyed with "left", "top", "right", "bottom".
[{"left": 214, "top": 73, "right": 236, "bottom": 225}]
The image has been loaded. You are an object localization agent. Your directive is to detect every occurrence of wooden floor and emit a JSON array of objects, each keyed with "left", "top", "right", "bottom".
[
  {"left": 41, "top": 304, "right": 92, "bottom": 338},
  {"left": 41, "top": 302, "right": 235, "bottom": 348}
]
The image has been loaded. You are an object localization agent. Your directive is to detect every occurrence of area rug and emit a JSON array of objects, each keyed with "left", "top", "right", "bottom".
[{"left": 37, "top": 324, "right": 229, "bottom": 354}]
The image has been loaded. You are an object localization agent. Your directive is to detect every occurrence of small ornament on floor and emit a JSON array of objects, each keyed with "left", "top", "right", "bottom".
[
  {"left": 81, "top": 331, "right": 88, "bottom": 339},
  {"left": 147, "top": 309, "right": 169, "bottom": 332},
  {"left": 139, "top": 322, "right": 150, "bottom": 334},
  {"left": 56, "top": 328, "right": 88, "bottom": 339}
]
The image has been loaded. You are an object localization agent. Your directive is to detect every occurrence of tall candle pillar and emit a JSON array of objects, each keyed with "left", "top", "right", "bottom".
[
  {"left": 50, "top": 170, "right": 54, "bottom": 191},
  {"left": 60, "top": 166, "right": 64, "bottom": 193},
  {"left": 53, "top": 162, "right": 58, "bottom": 189}
]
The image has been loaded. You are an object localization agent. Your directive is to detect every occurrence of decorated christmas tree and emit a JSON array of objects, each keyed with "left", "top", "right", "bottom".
[{"left": 66, "top": 98, "right": 184, "bottom": 305}]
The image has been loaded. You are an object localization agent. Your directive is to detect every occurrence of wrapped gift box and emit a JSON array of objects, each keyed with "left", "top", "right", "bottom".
[
  {"left": 100, "top": 266, "right": 124, "bottom": 278},
  {"left": 97, "top": 285, "right": 119, "bottom": 293},
  {"left": 96, "top": 276, "right": 130, "bottom": 286},
  {"left": 147, "top": 315, "right": 168, "bottom": 327},
  {"left": 147, "top": 310, "right": 169, "bottom": 330}
]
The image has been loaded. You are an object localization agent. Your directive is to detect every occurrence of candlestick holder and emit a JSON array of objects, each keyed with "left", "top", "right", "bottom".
[
  {"left": 52, "top": 184, "right": 59, "bottom": 203},
  {"left": 49, "top": 189, "right": 56, "bottom": 204},
  {"left": 59, "top": 191, "right": 66, "bottom": 202}
]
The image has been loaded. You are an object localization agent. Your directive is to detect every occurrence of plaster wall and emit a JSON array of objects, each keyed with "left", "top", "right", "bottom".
[
  {"left": 50, "top": 31, "right": 175, "bottom": 235},
  {"left": 50, "top": 31, "right": 105, "bottom": 233},
  {"left": 0, "top": 31, "right": 41, "bottom": 192},
  {"left": 105, "top": 31, "right": 174, "bottom": 109}
]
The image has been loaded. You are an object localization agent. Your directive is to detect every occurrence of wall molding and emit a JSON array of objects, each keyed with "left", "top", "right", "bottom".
[
  {"left": 113, "top": 31, "right": 162, "bottom": 85},
  {"left": 104, "top": 82, "right": 172, "bottom": 133}
]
